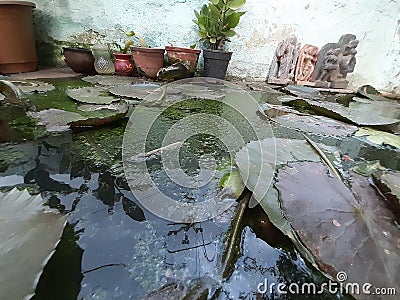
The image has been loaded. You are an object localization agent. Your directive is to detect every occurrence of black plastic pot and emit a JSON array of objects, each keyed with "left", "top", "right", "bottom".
[{"left": 203, "top": 49, "right": 232, "bottom": 79}]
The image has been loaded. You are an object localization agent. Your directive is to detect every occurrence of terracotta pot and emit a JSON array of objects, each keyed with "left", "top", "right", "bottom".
[
  {"left": 113, "top": 53, "right": 134, "bottom": 76},
  {"left": 130, "top": 46, "right": 165, "bottom": 78},
  {"left": 63, "top": 47, "right": 96, "bottom": 74},
  {"left": 165, "top": 46, "right": 201, "bottom": 75},
  {"left": 0, "top": 1, "right": 37, "bottom": 74},
  {"left": 203, "top": 49, "right": 232, "bottom": 80}
]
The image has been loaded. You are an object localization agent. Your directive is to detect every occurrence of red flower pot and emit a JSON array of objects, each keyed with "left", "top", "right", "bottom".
[{"left": 113, "top": 53, "right": 134, "bottom": 76}]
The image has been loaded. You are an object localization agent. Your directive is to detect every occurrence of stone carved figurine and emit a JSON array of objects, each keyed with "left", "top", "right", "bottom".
[
  {"left": 267, "top": 35, "right": 300, "bottom": 84},
  {"left": 313, "top": 34, "right": 359, "bottom": 88},
  {"left": 294, "top": 44, "right": 318, "bottom": 83}
]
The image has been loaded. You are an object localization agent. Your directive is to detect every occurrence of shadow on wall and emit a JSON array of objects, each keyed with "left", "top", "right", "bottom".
[{"left": 33, "top": 9, "right": 64, "bottom": 66}]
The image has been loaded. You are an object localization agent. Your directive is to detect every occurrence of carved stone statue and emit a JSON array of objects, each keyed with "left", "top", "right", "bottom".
[
  {"left": 294, "top": 44, "right": 318, "bottom": 84},
  {"left": 267, "top": 35, "right": 300, "bottom": 84},
  {"left": 313, "top": 34, "right": 359, "bottom": 89}
]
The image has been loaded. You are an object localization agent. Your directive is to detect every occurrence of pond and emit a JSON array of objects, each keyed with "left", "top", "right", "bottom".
[{"left": 0, "top": 76, "right": 399, "bottom": 299}]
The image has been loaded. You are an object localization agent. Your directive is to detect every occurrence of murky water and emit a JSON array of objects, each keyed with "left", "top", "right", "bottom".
[{"left": 3, "top": 78, "right": 398, "bottom": 299}]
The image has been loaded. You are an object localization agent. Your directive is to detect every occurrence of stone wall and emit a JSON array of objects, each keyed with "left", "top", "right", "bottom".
[{"left": 32, "top": 0, "right": 400, "bottom": 92}]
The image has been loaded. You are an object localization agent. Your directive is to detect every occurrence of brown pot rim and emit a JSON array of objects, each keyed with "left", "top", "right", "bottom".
[
  {"left": 165, "top": 46, "right": 201, "bottom": 54},
  {"left": 0, "top": 1, "right": 36, "bottom": 7},
  {"left": 63, "top": 47, "right": 92, "bottom": 52},
  {"left": 130, "top": 46, "right": 165, "bottom": 53}
]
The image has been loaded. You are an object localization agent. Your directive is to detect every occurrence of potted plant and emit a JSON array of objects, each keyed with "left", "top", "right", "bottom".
[
  {"left": 129, "top": 34, "right": 165, "bottom": 79},
  {"left": 113, "top": 31, "right": 136, "bottom": 76},
  {"left": 193, "top": 0, "right": 246, "bottom": 79},
  {"left": 165, "top": 45, "right": 201, "bottom": 76}
]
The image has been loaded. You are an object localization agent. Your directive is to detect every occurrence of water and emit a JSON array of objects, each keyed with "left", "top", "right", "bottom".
[{"left": 3, "top": 77, "right": 395, "bottom": 299}]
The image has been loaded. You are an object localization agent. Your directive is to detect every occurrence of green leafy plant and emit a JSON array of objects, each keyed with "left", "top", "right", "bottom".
[
  {"left": 119, "top": 30, "right": 148, "bottom": 53},
  {"left": 193, "top": 0, "right": 246, "bottom": 50}
]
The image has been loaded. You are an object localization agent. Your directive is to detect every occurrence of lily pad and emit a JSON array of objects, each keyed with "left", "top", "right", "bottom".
[
  {"left": 11, "top": 80, "right": 55, "bottom": 93},
  {"left": 81, "top": 75, "right": 147, "bottom": 86},
  {"left": 288, "top": 98, "right": 400, "bottom": 127},
  {"left": 285, "top": 85, "right": 325, "bottom": 100},
  {"left": 373, "top": 170, "right": 400, "bottom": 218},
  {"left": 352, "top": 160, "right": 385, "bottom": 177},
  {"left": 355, "top": 127, "right": 400, "bottom": 149},
  {"left": 269, "top": 109, "right": 358, "bottom": 137},
  {"left": 276, "top": 161, "right": 400, "bottom": 297},
  {"left": 28, "top": 101, "right": 128, "bottom": 132},
  {"left": 0, "top": 188, "right": 66, "bottom": 299},
  {"left": 357, "top": 85, "right": 388, "bottom": 101},
  {"left": 66, "top": 86, "right": 119, "bottom": 104},
  {"left": 108, "top": 83, "right": 161, "bottom": 100},
  {"left": 235, "top": 138, "right": 320, "bottom": 226}
]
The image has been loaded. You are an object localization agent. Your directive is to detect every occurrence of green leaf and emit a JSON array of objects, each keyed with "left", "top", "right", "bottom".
[
  {"left": 201, "top": 4, "right": 209, "bottom": 15},
  {"left": 225, "top": 12, "right": 241, "bottom": 28},
  {"left": 210, "top": 37, "right": 217, "bottom": 44},
  {"left": 194, "top": 9, "right": 200, "bottom": 19},
  {"left": 223, "top": 29, "right": 236, "bottom": 37},
  {"left": 226, "top": 0, "right": 246, "bottom": 10},
  {"left": 209, "top": 4, "right": 221, "bottom": 18},
  {"left": 210, "top": 0, "right": 219, "bottom": 4}
]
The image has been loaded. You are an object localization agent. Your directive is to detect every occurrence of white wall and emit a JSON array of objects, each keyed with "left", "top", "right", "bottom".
[{"left": 33, "top": 0, "right": 400, "bottom": 92}]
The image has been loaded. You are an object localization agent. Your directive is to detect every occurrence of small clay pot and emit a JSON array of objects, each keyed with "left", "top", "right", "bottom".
[
  {"left": 130, "top": 46, "right": 165, "bottom": 78},
  {"left": 113, "top": 53, "right": 134, "bottom": 76},
  {"left": 165, "top": 46, "right": 201, "bottom": 75},
  {"left": 63, "top": 47, "right": 96, "bottom": 74}
]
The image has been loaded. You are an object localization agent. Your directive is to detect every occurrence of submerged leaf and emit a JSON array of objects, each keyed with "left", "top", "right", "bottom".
[
  {"left": 276, "top": 162, "right": 400, "bottom": 298},
  {"left": 0, "top": 188, "right": 66, "bottom": 299}
]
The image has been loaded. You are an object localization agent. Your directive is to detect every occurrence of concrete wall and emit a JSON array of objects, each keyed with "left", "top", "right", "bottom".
[{"left": 32, "top": 0, "right": 400, "bottom": 92}]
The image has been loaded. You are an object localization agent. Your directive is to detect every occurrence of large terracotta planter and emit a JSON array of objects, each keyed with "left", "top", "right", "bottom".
[
  {"left": 165, "top": 46, "right": 201, "bottom": 76},
  {"left": 130, "top": 46, "right": 165, "bottom": 78},
  {"left": 0, "top": 1, "right": 38, "bottom": 74},
  {"left": 113, "top": 53, "right": 134, "bottom": 76},
  {"left": 63, "top": 47, "right": 96, "bottom": 74}
]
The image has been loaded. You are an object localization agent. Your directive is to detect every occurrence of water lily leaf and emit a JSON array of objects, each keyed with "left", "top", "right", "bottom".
[
  {"left": 28, "top": 101, "right": 128, "bottom": 132},
  {"left": 0, "top": 188, "right": 66, "bottom": 299},
  {"left": 289, "top": 98, "right": 400, "bottom": 127},
  {"left": 352, "top": 160, "right": 385, "bottom": 177},
  {"left": 81, "top": 75, "right": 145, "bottom": 86},
  {"left": 269, "top": 110, "right": 358, "bottom": 137},
  {"left": 276, "top": 161, "right": 400, "bottom": 298},
  {"left": 373, "top": 170, "right": 400, "bottom": 218},
  {"left": 28, "top": 109, "right": 85, "bottom": 132},
  {"left": 108, "top": 83, "right": 161, "bottom": 100},
  {"left": 235, "top": 138, "right": 320, "bottom": 224},
  {"left": 66, "top": 86, "right": 119, "bottom": 104},
  {"left": 357, "top": 85, "right": 388, "bottom": 101},
  {"left": 69, "top": 101, "right": 128, "bottom": 127},
  {"left": 11, "top": 80, "right": 55, "bottom": 93},
  {"left": 355, "top": 127, "right": 400, "bottom": 149}
]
